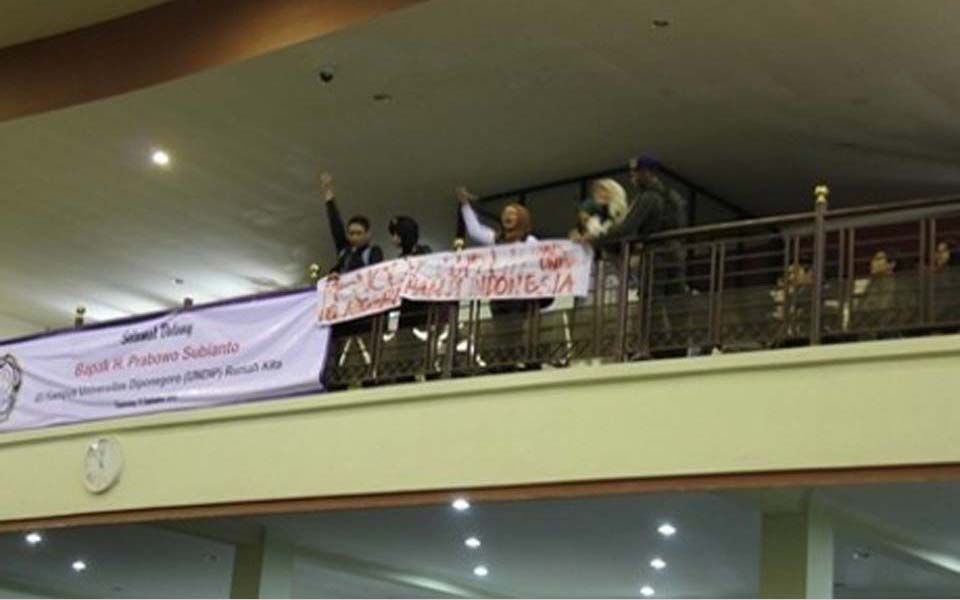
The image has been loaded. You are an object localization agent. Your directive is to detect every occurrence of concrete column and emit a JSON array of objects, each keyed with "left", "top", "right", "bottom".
[
  {"left": 230, "top": 533, "right": 295, "bottom": 599},
  {"left": 759, "top": 501, "right": 834, "bottom": 599}
]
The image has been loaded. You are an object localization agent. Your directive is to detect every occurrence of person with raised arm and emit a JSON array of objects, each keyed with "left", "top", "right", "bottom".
[
  {"left": 319, "top": 171, "right": 383, "bottom": 274},
  {"left": 318, "top": 171, "right": 384, "bottom": 388},
  {"left": 455, "top": 186, "right": 546, "bottom": 371}
]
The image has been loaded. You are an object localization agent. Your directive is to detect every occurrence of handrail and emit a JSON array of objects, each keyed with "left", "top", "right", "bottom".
[
  {"left": 636, "top": 194, "right": 960, "bottom": 246},
  {"left": 0, "top": 286, "right": 314, "bottom": 347},
  {"left": 824, "top": 194, "right": 960, "bottom": 218},
  {"left": 5, "top": 191, "right": 960, "bottom": 351}
]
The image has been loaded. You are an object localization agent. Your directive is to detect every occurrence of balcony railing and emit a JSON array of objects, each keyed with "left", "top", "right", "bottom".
[
  {"left": 9, "top": 189, "right": 959, "bottom": 392},
  {"left": 324, "top": 189, "right": 960, "bottom": 387}
]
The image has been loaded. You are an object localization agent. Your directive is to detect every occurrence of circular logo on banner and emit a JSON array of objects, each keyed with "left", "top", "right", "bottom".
[{"left": 0, "top": 354, "right": 23, "bottom": 423}]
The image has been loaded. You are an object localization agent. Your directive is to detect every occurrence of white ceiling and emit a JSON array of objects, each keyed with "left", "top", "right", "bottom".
[
  {"left": 2, "top": 0, "right": 960, "bottom": 337},
  {"left": 3, "top": 482, "right": 960, "bottom": 598},
  {"left": 0, "top": 0, "right": 168, "bottom": 48}
]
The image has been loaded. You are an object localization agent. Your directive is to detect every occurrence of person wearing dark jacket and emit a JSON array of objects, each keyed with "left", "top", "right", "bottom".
[
  {"left": 320, "top": 172, "right": 384, "bottom": 274},
  {"left": 389, "top": 216, "right": 431, "bottom": 258},
  {"left": 388, "top": 215, "right": 432, "bottom": 331},
  {"left": 584, "top": 157, "right": 689, "bottom": 353},
  {"left": 319, "top": 172, "right": 384, "bottom": 387}
]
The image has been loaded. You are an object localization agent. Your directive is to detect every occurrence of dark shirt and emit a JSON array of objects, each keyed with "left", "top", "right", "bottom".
[
  {"left": 401, "top": 244, "right": 432, "bottom": 258},
  {"left": 325, "top": 199, "right": 383, "bottom": 273},
  {"left": 398, "top": 243, "right": 434, "bottom": 331},
  {"left": 594, "top": 179, "right": 687, "bottom": 246}
]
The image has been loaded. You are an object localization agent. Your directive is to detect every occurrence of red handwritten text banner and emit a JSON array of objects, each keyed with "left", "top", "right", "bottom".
[{"left": 317, "top": 240, "right": 594, "bottom": 325}]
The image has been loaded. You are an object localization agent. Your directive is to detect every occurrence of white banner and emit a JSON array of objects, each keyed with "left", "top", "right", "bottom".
[
  {"left": 0, "top": 290, "right": 329, "bottom": 433},
  {"left": 318, "top": 240, "right": 594, "bottom": 324}
]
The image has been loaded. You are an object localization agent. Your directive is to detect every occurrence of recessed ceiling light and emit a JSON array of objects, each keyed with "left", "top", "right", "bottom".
[
  {"left": 641, "top": 585, "right": 655, "bottom": 597},
  {"left": 452, "top": 498, "right": 471, "bottom": 511},
  {"left": 72, "top": 560, "right": 87, "bottom": 573},
  {"left": 372, "top": 93, "right": 393, "bottom": 103},
  {"left": 151, "top": 149, "right": 171, "bottom": 167},
  {"left": 650, "top": 557, "right": 667, "bottom": 570},
  {"left": 24, "top": 532, "right": 43, "bottom": 546},
  {"left": 657, "top": 523, "right": 676, "bottom": 537},
  {"left": 465, "top": 536, "right": 481, "bottom": 549},
  {"left": 651, "top": 19, "right": 670, "bottom": 29},
  {"left": 473, "top": 565, "right": 489, "bottom": 577}
]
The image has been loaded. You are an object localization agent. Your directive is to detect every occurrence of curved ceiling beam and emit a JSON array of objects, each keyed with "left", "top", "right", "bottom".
[{"left": 0, "top": 0, "right": 422, "bottom": 123}]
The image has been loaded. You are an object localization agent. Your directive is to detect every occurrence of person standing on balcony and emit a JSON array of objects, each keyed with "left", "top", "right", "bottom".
[
  {"left": 384, "top": 216, "right": 434, "bottom": 382},
  {"left": 319, "top": 172, "right": 384, "bottom": 274},
  {"left": 583, "top": 157, "right": 689, "bottom": 354},
  {"left": 318, "top": 171, "right": 384, "bottom": 388},
  {"left": 455, "top": 187, "right": 545, "bottom": 371},
  {"left": 573, "top": 178, "right": 630, "bottom": 240}
]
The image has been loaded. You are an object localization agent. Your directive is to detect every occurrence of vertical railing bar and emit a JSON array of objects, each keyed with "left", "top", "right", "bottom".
[
  {"left": 642, "top": 250, "right": 655, "bottom": 356},
  {"left": 633, "top": 249, "right": 647, "bottom": 359},
  {"left": 929, "top": 218, "right": 938, "bottom": 322},
  {"left": 467, "top": 300, "right": 483, "bottom": 370},
  {"left": 424, "top": 304, "right": 437, "bottom": 374},
  {"left": 713, "top": 244, "right": 727, "bottom": 350},
  {"left": 918, "top": 219, "right": 928, "bottom": 325},
  {"left": 705, "top": 243, "right": 719, "bottom": 349},
  {"left": 368, "top": 314, "right": 384, "bottom": 382},
  {"left": 592, "top": 260, "right": 605, "bottom": 358},
  {"left": 845, "top": 228, "right": 856, "bottom": 333},
  {"left": 615, "top": 241, "right": 632, "bottom": 362},
  {"left": 810, "top": 185, "right": 829, "bottom": 345},
  {"left": 442, "top": 302, "right": 457, "bottom": 378}
]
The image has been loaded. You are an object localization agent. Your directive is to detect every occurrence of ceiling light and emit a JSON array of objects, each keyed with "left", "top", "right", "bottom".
[
  {"left": 640, "top": 585, "right": 655, "bottom": 597},
  {"left": 473, "top": 565, "right": 489, "bottom": 577},
  {"left": 650, "top": 557, "right": 666, "bottom": 570},
  {"left": 452, "top": 498, "right": 471, "bottom": 512},
  {"left": 150, "top": 149, "right": 171, "bottom": 167},
  {"left": 651, "top": 19, "right": 670, "bottom": 29},
  {"left": 465, "top": 536, "right": 481, "bottom": 549},
  {"left": 72, "top": 560, "right": 87, "bottom": 573},
  {"left": 24, "top": 532, "right": 43, "bottom": 546},
  {"left": 657, "top": 523, "right": 676, "bottom": 537}
]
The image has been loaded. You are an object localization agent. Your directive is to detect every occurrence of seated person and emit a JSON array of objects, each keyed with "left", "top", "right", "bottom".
[{"left": 853, "top": 249, "right": 917, "bottom": 332}]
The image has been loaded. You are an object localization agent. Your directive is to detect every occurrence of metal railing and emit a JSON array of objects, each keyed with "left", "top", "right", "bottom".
[{"left": 324, "top": 188, "right": 960, "bottom": 388}]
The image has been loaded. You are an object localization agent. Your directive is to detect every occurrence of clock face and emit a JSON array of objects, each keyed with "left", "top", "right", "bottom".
[{"left": 83, "top": 437, "right": 123, "bottom": 494}]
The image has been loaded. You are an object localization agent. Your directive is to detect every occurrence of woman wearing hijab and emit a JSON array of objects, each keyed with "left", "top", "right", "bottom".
[{"left": 456, "top": 186, "right": 545, "bottom": 371}]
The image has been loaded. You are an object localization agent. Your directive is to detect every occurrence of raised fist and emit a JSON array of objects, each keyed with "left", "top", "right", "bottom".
[
  {"left": 455, "top": 186, "right": 477, "bottom": 204},
  {"left": 319, "top": 172, "right": 335, "bottom": 202}
]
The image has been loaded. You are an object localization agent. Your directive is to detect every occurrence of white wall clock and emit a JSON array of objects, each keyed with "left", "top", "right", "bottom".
[{"left": 83, "top": 437, "right": 123, "bottom": 494}]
